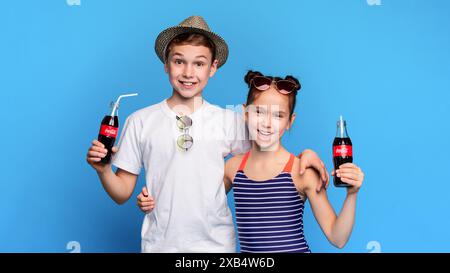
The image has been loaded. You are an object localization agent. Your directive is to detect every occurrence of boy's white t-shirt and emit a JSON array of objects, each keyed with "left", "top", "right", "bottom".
[{"left": 111, "top": 99, "right": 250, "bottom": 252}]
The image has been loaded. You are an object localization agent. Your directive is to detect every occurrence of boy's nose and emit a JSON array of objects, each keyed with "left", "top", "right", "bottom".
[{"left": 183, "top": 64, "right": 194, "bottom": 78}]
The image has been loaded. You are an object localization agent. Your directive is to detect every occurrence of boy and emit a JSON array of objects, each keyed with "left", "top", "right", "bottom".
[{"left": 86, "top": 15, "right": 329, "bottom": 252}]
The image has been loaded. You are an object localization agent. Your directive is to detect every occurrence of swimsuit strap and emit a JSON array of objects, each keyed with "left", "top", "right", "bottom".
[
  {"left": 238, "top": 152, "right": 295, "bottom": 173},
  {"left": 237, "top": 151, "right": 251, "bottom": 172},
  {"left": 282, "top": 154, "right": 295, "bottom": 173}
]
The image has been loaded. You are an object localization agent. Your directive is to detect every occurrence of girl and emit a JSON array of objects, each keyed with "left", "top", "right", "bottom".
[{"left": 137, "top": 70, "right": 364, "bottom": 253}]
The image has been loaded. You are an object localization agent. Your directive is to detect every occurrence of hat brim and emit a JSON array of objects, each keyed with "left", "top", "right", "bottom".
[{"left": 155, "top": 26, "right": 229, "bottom": 68}]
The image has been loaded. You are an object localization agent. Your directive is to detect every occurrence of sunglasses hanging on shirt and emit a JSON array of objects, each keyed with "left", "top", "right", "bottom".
[{"left": 176, "top": 115, "right": 193, "bottom": 151}]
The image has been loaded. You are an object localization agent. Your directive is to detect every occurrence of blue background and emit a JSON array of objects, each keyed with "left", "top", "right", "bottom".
[{"left": 1, "top": 0, "right": 449, "bottom": 253}]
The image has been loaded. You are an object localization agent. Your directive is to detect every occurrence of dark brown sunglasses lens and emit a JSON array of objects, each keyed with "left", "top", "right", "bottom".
[
  {"left": 277, "top": 81, "right": 295, "bottom": 94},
  {"left": 253, "top": 77, "right": 272, "bottom": 90}
]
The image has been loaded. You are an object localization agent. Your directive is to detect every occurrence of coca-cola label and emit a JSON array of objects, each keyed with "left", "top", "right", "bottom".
[
  {"left": 333, "top": 145, "right": 352, "bottom": 157},
  {"left": 100, "top": 125, "right": 118, "bottom": 138}
]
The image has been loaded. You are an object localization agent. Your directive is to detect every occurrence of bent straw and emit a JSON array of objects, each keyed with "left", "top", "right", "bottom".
[{"left": 110, "top": 93, "right": 138, "bottom": 116}]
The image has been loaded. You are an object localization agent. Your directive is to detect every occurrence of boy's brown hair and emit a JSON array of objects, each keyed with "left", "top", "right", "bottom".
[{"left": 164, "top": 33, "right": 216, "bottom": 64}]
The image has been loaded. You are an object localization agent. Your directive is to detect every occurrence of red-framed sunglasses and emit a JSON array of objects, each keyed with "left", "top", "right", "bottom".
[{"left": 250, "top": 76, "right": 300, "bottom": 94}]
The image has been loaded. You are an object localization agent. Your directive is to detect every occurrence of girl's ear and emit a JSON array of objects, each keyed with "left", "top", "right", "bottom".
[
  {"left": 287, "top": 112, "right": 296, "bottom": 130},
  {"left": 242, "top": 104, "right": 248, "bottom": 122}
]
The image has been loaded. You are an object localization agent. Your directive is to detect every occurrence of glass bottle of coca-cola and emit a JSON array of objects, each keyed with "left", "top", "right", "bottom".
[
  {"left": 98, "top": 101, "right": 119, "bottom": 164},
  {"left": 96, "top": 93, "right": 138, "bottom": 164},
  {"left": 333, "top": 115, "right": 353, "bottom": 187}
]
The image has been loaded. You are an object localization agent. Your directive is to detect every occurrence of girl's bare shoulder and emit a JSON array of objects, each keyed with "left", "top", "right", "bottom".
[{"left": 225, "top": 154, "right": 245, "bottom": 179}]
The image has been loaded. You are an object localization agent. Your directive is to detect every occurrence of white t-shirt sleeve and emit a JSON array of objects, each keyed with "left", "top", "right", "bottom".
[
  {"left": 111, "top": 114, "right": 142, "bottom": 175},
  {"left": 227, "top": 111, "right": 251, "bottom": 156}
]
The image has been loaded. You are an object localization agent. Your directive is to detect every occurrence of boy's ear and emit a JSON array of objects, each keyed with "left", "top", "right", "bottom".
[
  {"left": 164, "top": 61, "right": 169, "bottom": 74},
  {"left": 209, "top": 59, "right": 219, "bottom": 77}
]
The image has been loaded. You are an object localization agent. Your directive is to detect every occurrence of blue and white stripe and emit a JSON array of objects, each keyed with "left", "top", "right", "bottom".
[{"left": 233, "top": 171, "right": 311, "bottom": 253}]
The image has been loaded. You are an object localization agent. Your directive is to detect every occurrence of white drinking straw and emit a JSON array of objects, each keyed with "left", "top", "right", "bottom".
[{"left": 110, "top": 93, "right": 138, "bottom": 116}]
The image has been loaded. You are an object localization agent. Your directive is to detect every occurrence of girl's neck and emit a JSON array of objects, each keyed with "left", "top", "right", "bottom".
[{"left": 249, "top": 142, "right": 290, "bottom": 163}]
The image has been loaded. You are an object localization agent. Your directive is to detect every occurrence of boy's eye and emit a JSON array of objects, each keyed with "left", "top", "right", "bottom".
[
  {"left": 174, "top": 59, "right": 184, "bottom": 65},
  {"left": 195, "top": 62, "right": 205, "bottom": 67}
]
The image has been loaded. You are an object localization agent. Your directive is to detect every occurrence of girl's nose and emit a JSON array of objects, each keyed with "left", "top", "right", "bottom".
[{"left": 260, "top": 114, "right": 272, "bottom": 129}]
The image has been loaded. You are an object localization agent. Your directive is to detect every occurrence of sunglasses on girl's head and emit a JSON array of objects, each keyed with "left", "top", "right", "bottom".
[{"left": 250, "top": 76, "right": 300, "bottom": 94}]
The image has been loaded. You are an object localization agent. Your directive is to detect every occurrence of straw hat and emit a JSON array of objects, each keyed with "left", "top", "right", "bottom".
[{"left": 154, "top": 15, "right": 229, "bottom": 68}]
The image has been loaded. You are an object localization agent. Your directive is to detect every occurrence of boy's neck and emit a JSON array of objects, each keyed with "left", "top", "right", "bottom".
[{"left": 166, "top": 92, "right": 204, "bottom": 116}]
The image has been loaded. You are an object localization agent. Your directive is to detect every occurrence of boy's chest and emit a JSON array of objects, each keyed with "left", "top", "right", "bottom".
[{"left": 140, "top": 116, "right": 230, "bottom": 161}]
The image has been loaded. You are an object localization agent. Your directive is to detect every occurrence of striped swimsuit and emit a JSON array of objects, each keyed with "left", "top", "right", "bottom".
[{"left": 233, "top": 152, "right": 311, "bottom": 253}]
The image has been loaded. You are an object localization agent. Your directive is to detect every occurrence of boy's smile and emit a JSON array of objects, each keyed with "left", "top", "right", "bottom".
[{"left": 178, "top": 80, "right": 197, "bottom": 89}]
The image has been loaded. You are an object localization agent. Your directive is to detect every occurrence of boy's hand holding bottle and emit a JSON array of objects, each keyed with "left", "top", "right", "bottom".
[{"left": 86, "top": 140, "right": 118, "bottom": 173}]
